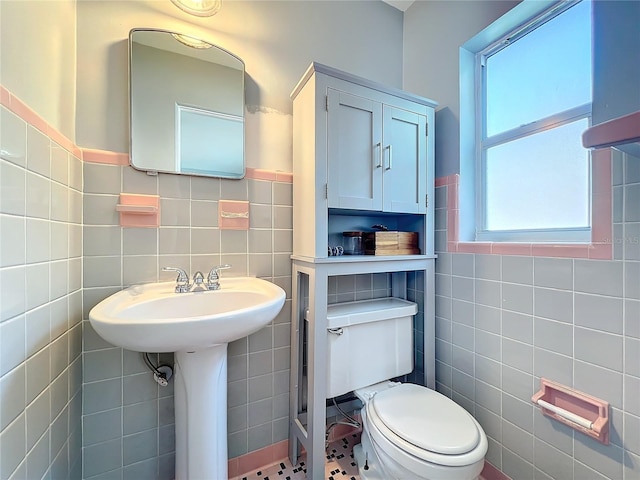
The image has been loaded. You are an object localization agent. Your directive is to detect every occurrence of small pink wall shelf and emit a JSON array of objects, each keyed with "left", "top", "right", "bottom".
[
  {"left": 219, "top": 200, "right": 249, "bottom": 230},
  {"left": 532, "top": 378, "right": 609, "bottom": 444},
  {"left": 116, "top": 193, "right": 160, "bottom": 228}
]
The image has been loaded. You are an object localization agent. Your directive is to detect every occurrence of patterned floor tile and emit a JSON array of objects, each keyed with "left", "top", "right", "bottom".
[{"left": 235, "top": 433, "right": 361, "bottom": 480}]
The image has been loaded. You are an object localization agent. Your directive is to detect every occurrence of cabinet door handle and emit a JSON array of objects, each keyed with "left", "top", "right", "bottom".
[
  {"left": 375, "top": 142, "right": 382, "bottom": 168},
  {"left": 385, "top": 144, "right": 393, "bottom": 170}
]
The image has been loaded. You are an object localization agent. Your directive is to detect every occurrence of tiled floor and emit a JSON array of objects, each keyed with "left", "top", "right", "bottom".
[{"left": 235, "top": 433, "right": 361, "bottom": 480}]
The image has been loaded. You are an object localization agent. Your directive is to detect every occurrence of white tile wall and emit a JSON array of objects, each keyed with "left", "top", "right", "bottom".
[
  {"left": 434, "top": 149, "right": 640, "bottom": 480},
  {"left": 81, "top": 163, "right": 295, "bottom": 478},
  {"left": 0, "top": 106, "right": 83, "bottom": 479}
]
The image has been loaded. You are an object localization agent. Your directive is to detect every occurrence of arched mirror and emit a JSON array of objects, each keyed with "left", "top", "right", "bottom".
[{"left": 129, "top": 28, "right": 245, "bottom": 178}]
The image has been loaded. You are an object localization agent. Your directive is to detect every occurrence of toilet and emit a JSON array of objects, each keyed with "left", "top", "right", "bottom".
[{"left": 325, "top": 298, "right": 487, "bottom": 480}]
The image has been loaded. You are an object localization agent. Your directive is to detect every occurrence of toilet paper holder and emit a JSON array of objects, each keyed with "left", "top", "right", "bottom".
[{"left": 532, "top": 378, "right": 609, "bottom": 444}]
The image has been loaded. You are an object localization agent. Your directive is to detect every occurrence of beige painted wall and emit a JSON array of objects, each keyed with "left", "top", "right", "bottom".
[
  {"left": 0, "top": 0, "right": 77, "bottom": 140},
  {"left": 75, "top": 0, "right": 404, "bottom": 172}
]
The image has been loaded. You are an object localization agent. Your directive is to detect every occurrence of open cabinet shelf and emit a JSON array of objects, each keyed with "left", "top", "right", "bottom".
[{"left": 288, "top": 63, "right": 438, "bottom": 480}]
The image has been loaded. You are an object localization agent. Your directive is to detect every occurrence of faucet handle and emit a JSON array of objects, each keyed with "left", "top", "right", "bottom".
[
  {"left": 162, "top": 267, "right": 190, "bottom": 293},
  {"left": 207, "top": 264, "right": 232, "bottom": 289}
]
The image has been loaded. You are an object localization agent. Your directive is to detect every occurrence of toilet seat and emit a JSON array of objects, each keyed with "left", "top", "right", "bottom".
[{"left": 363, "top": 383, "right": 487, "bottom": 468}]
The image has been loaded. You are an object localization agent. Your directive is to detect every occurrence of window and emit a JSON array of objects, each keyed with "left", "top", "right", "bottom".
[{"left": 467, "top": 0, "right": 593, "bottom": 242}]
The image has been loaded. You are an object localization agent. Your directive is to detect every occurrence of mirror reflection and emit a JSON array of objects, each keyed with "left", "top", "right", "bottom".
[{"left": 129, "top": 28, "right": 245, "bottom": 178}]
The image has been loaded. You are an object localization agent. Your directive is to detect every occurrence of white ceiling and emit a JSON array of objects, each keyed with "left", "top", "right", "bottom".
[{"left": 382, "top": 0, "right": 416, "bottom": 12}]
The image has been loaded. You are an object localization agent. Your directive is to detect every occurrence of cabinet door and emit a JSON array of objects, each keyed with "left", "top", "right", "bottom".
[
  {"left": 382, "top": 106, "right": 427, "bottom": 214},
  {"left": 327, "top": 89, "right": 383, "bottom": 210}
]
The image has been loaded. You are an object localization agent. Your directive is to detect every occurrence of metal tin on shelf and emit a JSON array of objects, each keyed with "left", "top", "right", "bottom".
[{"left": 342, "top": 231, "right": 364, "bottom": 255}]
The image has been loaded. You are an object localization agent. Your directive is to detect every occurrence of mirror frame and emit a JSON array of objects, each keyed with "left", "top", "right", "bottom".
[{"left": 128, "top": 28, "right": 246, "bottom": 179}]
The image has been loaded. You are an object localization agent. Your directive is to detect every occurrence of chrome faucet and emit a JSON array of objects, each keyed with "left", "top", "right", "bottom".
[
  {"left": 192, "top": 271, "right": 206, "bottom": 289},
  {"left": 163, "top": 265, "right": 232, "bottom": 292},
  {"left": 162, "top": 267, "right": 191, "bottom": 293},
  {"left": 206, "top": 264, "right": 231, "bottom": 290}
]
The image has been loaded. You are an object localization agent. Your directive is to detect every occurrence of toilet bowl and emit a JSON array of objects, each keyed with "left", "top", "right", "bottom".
[
  {"left": 353, "top": 382, "right": 488, "bottom": 480},
  {"left": 323, "top": 298, "right": 488, "bottom": 479}
]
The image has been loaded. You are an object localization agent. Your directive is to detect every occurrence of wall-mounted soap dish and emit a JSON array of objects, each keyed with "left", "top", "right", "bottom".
[{"left": 116, "top": 193, "right": 160, "bottom": 228}]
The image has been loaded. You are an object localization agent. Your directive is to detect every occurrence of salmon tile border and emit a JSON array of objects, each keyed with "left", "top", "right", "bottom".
[
  {"left": 438, "top": 148, "right": 613, "bottom": 260},
  {"left": 245, "top": 167, "right": 277, "bottom": 181},
  {"left": 81, "top": 148, "right": 130, "bottom": 165},
  {"left": 0, "top": 85, "right": 10, "bottom": 107},
  {"left": 275, "top": 171, "right": 293, "bottom": 183},
  {"left": 481, "top": 461, "right": 512, "bottom": 480},
  {"left": 245, "top": 168, "right": 294, "bottom": 183},
  {"left": 228, "top": 439, "right": 290, "bottom": 478}
]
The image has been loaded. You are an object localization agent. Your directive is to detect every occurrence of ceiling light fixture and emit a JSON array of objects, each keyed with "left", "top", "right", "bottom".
[
  {"left": 171, "top": 0, "right": 222, "bottom": 17},
  {"left": 171, "top": 33, "right": 213, "bottom": 49}
]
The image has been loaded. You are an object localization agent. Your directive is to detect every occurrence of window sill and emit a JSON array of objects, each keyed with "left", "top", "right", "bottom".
[
  {"left": 448, "top": 241, "right": 611, "bottom": 259},
  {"left": 435, "top": 148, "right": 612, "bottom": 259}
]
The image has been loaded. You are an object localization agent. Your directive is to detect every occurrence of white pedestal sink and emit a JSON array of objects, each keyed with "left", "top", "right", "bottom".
[{"left": 89, "top": 277, "right": 286, "bottom": 480}]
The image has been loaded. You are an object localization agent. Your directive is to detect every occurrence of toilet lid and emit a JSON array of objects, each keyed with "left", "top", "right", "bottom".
[{"left": 370, "top": 384, "right": 480, "bottom": 455}]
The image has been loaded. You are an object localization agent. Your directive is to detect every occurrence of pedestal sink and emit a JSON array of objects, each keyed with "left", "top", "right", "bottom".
[{"left": 89, "top": 277, "right": 286, "bottom": 480}]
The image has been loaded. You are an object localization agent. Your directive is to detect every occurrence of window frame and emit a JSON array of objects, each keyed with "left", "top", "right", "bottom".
[{"left": 469, "top": 0, "right": 593, "bottom": 243}]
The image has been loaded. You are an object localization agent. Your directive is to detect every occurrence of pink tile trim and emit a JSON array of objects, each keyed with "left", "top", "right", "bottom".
[
  {"left": 481, "top": 461, "right": 512, "bottom": 480},
  {"left": 591, "top": 148, "right": 613, "bottom": 244},
  {"left": 489, "top": 243, "right": 533, "bottom": 256},
  {"left": 47, "top": 126, "right": 76, "bottom": 154},
  {"left": 246, "top": 167, "right": 277, "bottom": 181},
  {"left": 457, "top": 242, "right": 492, "bottom": 254},
  {"left": 438, "top": 153, "right": 613, "bottom": 259},
  {"left": 1, "top": 84, "right": 78, "bottom": 158},
  {"left": 0, "top": 85, "right": 10, "bottom": 107},
  {"left": 435, "top": 173, "right": 459, "bottom": 187},
  {"left": 228, "top": 457, "right": 239, "bottom": 479},
  {"left": 588, "top": 243, "right": 613, "bottom": 260},
  {"left": 245, "top": 168, "right": 294, "bottom": 183},
  {"left": 447, "top": 209, "right": 459, "bottom": 244},
  {"left": 8, "top": 92, "right": 49, "bottom": 134},
  {"left": 447, "top": 181, "right": 459, "bottom": 209},
  {"left": 531, "top": 244, "right": 589, "bottom": 258},
  {"left": 276, "top": 171, "right": 294, "bottom": 183},
  {"left": 230, "top": 440, "right": 289, "bottom": 478},
  {"left": 82, "top": 148, "right": 130, "bottom": 166}
]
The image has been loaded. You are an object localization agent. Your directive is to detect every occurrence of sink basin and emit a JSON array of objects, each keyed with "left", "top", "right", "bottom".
[
  {"left": 89, "top": 275, "right": 286, "bottom": 480},
  {"left": 89, "top": 277, "right": 286, "bottom": 352}
]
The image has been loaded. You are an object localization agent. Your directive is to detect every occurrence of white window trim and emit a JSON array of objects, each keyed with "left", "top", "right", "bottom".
[{"left": 459, "top": 0, "right": 593, "bottom": 244}]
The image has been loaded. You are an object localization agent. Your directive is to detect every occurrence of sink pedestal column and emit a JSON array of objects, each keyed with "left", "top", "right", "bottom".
[{"left": 175, "top": 345, "right": 228, "bottom": 480}]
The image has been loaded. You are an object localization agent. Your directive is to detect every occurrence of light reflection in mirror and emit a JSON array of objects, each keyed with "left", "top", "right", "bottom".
[{"left": 129, "top": 28, "right": 245, "bottom": 179}]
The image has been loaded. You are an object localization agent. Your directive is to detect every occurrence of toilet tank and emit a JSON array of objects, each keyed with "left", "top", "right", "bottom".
[{"left": 322, "top": 297, "right": 417, "bottom": 399}]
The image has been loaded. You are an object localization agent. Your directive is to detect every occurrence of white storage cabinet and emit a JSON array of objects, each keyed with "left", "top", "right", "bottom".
[{"left": 288, "top": 63, "right": 437, "bottom": 480}]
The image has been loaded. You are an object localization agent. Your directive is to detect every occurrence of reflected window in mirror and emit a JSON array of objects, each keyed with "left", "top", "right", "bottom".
[{"left": 129, "top": 28, "right": 245, "bottom": 179}]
